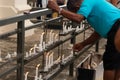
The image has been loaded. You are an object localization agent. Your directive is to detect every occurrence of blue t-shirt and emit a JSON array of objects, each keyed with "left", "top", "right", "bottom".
[{"left": 77, "top": 0, "right": 120, "bottom": 38}]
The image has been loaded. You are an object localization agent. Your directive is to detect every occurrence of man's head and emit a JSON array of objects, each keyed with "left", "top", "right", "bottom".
[{"left": 67, "top": 0, "right": 82, "bottom": 13}]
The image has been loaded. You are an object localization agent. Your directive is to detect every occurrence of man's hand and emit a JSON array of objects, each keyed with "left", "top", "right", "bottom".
[
  {"left": 73, "top": 42, "right": 85, "bottom": 52},
  {"left": 48, "top": 0, "right": 60, "bottom": 12}
]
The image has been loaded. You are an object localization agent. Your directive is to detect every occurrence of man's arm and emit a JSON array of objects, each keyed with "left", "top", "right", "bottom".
[
  {"left": 81, "top": 31, "right": 100, "bottom": 46},
  {"left": 48, "top": 0, "right": 85, "bottom": 23},
  {"left": 73, "top": 31, "right": 100, "bottom": 51}
]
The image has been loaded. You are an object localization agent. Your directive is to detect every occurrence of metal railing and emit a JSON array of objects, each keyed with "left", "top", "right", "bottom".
[{"left": 0, "top": 5, "right": 99, "bottom": 80}]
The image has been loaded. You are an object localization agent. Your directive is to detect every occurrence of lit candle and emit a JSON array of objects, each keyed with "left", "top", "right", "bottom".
[
  {"left": 29, "top": 48, "right": 33, "bottom": 56},
  {"left": 45, "top": 52, "right": 50, "bottom": 71},
  {"left": 36, "top": 64, "right": 41, "bottom": 78},
  {"left": 25, "top": 72, "right": 29, "bottom": 80}
]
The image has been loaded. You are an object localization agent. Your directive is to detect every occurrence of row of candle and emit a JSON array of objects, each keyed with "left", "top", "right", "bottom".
[
  {"left": 25, "top": 31, "right": 59, "bottom": 58},
  {"left": 76, "top": 22, "right": 85, "bottom": 32},
  {"left": 0, "top": 49, "right": 17, "bottom": 62},
  {"left": 24, "top": 64, "right": 43, "bottom": 80},
  {"left": 62, "top": 20, "right": 86, "bottom": 33},
  {"left": 24, "top": 51, "right": 74, "bottom": 80}
]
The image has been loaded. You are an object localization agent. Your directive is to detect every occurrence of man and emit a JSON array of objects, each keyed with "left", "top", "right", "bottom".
[{"left": 48, "top": 0, "right": 120, "bottom": 80}]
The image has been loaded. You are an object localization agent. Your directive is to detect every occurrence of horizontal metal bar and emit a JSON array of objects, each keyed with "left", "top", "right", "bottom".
[
  {"left": 0, "top": 5, "right": 66, "bottom": 26},
  {"left": 0, "top": 17, "right": 63, "bottom": 39},
  {"left": 0, "top": 66, "right": 18, "bottom": 78},
  {"left": 0, "top": 29, "right": 17, "bottom": 39}
]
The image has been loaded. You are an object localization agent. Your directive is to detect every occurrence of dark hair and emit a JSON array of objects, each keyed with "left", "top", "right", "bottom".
[{"left": 67, "top": 0, "right": 80, "bottom": 12}]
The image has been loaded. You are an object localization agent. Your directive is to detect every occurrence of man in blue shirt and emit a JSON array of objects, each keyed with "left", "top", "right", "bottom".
[{"left": 48, "top": 0, "right": 120, "bottom": 80}]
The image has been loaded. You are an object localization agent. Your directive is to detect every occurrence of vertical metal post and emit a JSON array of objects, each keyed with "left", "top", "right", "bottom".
[
  {"left": 17, "top": 21, "right": 25, "bottom": 80},
  {"left": 69, "top": 32, "right": 75, "bottom": 76}
]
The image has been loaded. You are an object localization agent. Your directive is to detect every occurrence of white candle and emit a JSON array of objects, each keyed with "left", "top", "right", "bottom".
[
  {"left": 5, "top": 53, "right": 11, "bottom": 59},
  {"left": 39, "top": 44, "right": 42, "bottom": 51},
  {"left": 34, "top": 76, "right": 37, "bottom": 80},
  {"left": 62, "top": 55, "right": 64, "bottom": 62},
  {"left": 51, "top": 33, "right": 55, "bottom": 43},
  {"left": 34, "top": 44, "right": 37, "bottom": 54},
  {"left": 55, "top": 34, "right": 58, "bottom": 42},
  {"left": 36, "top": 64, "right": 41, "bottom": 78},
  {"left": 40, "top": 32, "right": 45, "bottom": 45},
  {"left": 48, "top": 54, "right": 51, "bottom": 68},
  {"left": 51, "top": 52, "right": 54, "bottom": 66},
  {"left": 0, "top": 49, "right": 2, "bottom": 61},
  {"left": 42, "top": 0, "right": 48, "bottom": 8},
  {"left": 25, "top": 52, "right": 29, "bottom": 58},
  {"left": 69, "top": 25, "right": 72, "bottom": 31},
  {"left": 39, "top": 74, "right": 43, "bottom": 80},
  {"left": 45, "top": 52, "right": 50, "bottom": 71},
  {"left": 49, "top": 30, "right": 53, "bottom": 44},
  {"left": 29, "top": 48, "right": 33, "bottom": 56},
  {"left": 42, "top": 42, "right": 45, "bottom": 50},
  {"left": 34, "top": 2, "right": 37, "bottom": 8},
  {"left": 63, "top": 25, "right": 67, "bottom": 33},
  {"left": 13, "top": 51, "right": 17, "bottom": 57},
  {"left": 25, "top": 72, "right": 29, "bottom": 80}
]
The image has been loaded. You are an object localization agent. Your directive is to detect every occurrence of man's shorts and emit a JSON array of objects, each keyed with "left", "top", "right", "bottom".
[{"left": 103, "top": 19, "right": 120, "bottom": 70}]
